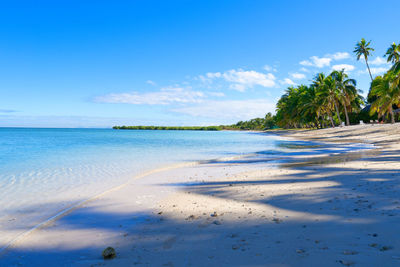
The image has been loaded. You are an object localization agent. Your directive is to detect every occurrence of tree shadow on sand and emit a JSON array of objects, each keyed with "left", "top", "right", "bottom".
[{"left": 1, "top": 144, "right": 400, "bottom": 267}]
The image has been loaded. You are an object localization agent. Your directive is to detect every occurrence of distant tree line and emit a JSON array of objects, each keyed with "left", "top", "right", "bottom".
[
  {"left": 113, "top": 126, "right": 221, "bottom": 131},
  {"left": 113, "top": 113, "right": 278, "bottom": 131}
]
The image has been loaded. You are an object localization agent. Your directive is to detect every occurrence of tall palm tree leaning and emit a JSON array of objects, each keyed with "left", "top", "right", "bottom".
[
  {"left": 325, "top": 74, "right": 343, "bottom": 126},
  {"left": 332, "top": 70, "right": 357, "bottom": 126},
  {"left": 354, "top": 38, "right": 375, "bottom": 81}
]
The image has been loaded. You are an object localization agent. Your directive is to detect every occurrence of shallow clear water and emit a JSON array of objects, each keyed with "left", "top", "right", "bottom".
[
  {"left": 0, "top": 128, "right": 373, "bottom": 247},
  {"left": 0, "top": 128, "right": 287, "bottom": 246}
]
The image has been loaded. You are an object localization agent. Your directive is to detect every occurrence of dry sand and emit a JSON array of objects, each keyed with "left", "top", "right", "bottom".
[{"left": 1, "top": 123, "right": 400, "bottom": 266}]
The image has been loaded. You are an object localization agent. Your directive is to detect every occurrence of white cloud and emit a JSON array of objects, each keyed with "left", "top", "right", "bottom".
[
  {"left": 290, "top": 73, "right": 306, "bottom": 79},
  {"left": 369, "top": 56, "right": 389, "bottom": 66},
  {"left": 263, "top": 65, "right": 277, "bottom": 72},
  {"left": 206, "top": 72, "right": 221, "bottom": 78},
  {"left": 95, "top": 87, "right": 205, "bottom": 105},
  {"left": 299, "top": 52, "right": 351, "bottom": 69},
  {"left": 300, "top": 67, "right": 309, "bottom": 72},
  {"left": 210, "top": 69, "right": 276, "bottom": 91},
  {"left": 300, "top": 56, "right": 332, "bottom": 68},
  {"left": 280, "top": 78, "right": 296, "bottom": 86},
  {"left": 197, "top": 75, "right": 210, "bottom": 83},
  {"left": 311, "top": 56, "right": 332, "bottom": 68},
  {"left": 0, "top": 115, "right": 155, "bottom": 128},
  {"left": 332, "top": 64, "right": 355, "bottom": 72},
  {"left": 299, "top": 60, "right": 313, "bottom": 66},
  {"left": 222, "top": 70, "right": 276, "bottom": 91},
  {"left": 201, "top": 69, "right": 277, "bottom": 92},
  {"left": 263, "top": 65, "right": 272, "bottom": 71},
  {"left": 328, "top": 52, "right": 351, "bottom": 60},
  {"left": 208, "top": 92, "right": 225, "bottom": 97},
  {"left": 172, "top": 99, "right": 275, "bottom": 119},
  {"left": 357, "top": 66, "right": 390, "bottom": 75},
  {"left": 146, "top": 80, "right": 156, "bottom": 86},
  {"left": 229, "top": 84, "right": 247, "bottom": 91},
  {"left": 369, "top": 67, "right": 390, "bottom": 75}
]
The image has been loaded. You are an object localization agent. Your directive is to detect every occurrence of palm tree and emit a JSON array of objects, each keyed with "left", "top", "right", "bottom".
[
  {"left": 386, "top": 43, "right": 400, "bottom": 89},
  {"left": 301, "top": 85, "right": 324, "bottom": 128},
  {"left": 314, "top": 73, "right": 342, "bottom": 127},
  {"left": 327, "top": 75, "right": 343, "bottom": 126},
  {"left": 296, "top": 85, "right": 316, "bottom": 128},
  {"left": 275, "top": 89, "right": 292, "bottom": 128},
  {"left": 391, "top": 64, "right": 400, "bottom": 91},
  {"left": 275, "top": 85, "right": 320, "bottom": 129},
  {"left": 369, "top": 73, "right": 400, "bottom": 124},
  {"left": 385, "top": 42, "right": 400, "bottom": 64},
  {"left": 331, "top": 70, "right": 358, "bottom": 126},
  {"left": 275, "top": 70, "right": 364, "bottom": 129},
  {"left": 354, "top": 38, "right": 375, "bottom": 81}
]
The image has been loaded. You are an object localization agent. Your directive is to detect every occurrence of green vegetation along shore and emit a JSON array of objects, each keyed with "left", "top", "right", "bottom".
[
  {"left": 275, "top": 39, "right": 400, "bottom": 128},
  {"left": 113, "top": 113, "right": 276, "bottom": 131},
  {"left": 113, "top": 126, "right": 222, "bottom": 131}
]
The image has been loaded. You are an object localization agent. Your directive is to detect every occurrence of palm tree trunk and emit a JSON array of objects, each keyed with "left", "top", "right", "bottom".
[
  {"left": 343, "top": 104, "right": 350, "bottom": 126},
  {"left": 334, "top": 101, "right": 342, "bottom": 125},
  {"left": 365, "top": 56, "right": 373, "bottom": 81},
  {"left": 328, "top": 113, "right": 335, "bottom": 127},
  {"left": 389, "top": 106, "right": 395, "bottom": 124}
]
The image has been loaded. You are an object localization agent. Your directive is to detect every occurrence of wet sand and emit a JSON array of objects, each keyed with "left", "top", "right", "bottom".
[{"left": 1, "top": 123, "right": 400, "bottom": 266}]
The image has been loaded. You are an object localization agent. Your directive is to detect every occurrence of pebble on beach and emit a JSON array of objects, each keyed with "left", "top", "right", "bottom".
[
  {"left": 339, "top": 260, "right": 355, "bottom": 266},
  {"left": 102, "top": 247, "right": 116, "bottom": 260}
]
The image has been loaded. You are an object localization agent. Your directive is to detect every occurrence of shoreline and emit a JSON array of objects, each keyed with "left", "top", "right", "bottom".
[
  {"left": 0, "top": 152, "right": 254, "bottom": 254},
  {"left": 0, "top": 161, "right": 200, "bottom": 254},
  {"left": 1, "top": 148, "right": 270, "bottom": 256},
  {"left": 0, "top": 129, "right": 276, "bottom": 254},
  {"left": 1, "top": 124, "right": 399, "bottom": 266}
]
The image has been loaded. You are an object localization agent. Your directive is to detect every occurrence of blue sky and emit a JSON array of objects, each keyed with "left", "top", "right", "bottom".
[{"left": 1, "top": 0, "right": 399, "bottom": 127}]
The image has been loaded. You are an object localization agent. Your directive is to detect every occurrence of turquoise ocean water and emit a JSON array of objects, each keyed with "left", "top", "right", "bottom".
[
  {"left": 0, "top": 128, "right": 372, "bottom": 248},
  {"left": 0, "top": 128, "right": 287, "bottom": 246}
]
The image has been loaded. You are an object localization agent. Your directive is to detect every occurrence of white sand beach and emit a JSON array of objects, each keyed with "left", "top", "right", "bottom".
[{"left": 1, "top": 124, "right": 400, "bottom": 266}]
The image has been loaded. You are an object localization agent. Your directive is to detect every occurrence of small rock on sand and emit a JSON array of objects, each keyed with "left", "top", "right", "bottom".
[
  {"left": 185, "top": 215, "right": 196, "bottom": 220},
  {"left": 343, "top": 250, "right": 358, "bottom": 255},
  {"left": 272, "top": 218, "right": 282, "bottom": 224},
  {"left": 380, "top": 246, "right": 393, "bottom": 251},
  {"left": 102, "top": 247, "right": 116, "bottom": 260},
  {"left": 339, "top": 260, "right": 355, "bottom": 266}
]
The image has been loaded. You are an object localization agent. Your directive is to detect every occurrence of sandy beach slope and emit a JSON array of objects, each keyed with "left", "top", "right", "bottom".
[{"left": 1, "top": 123, "right": 400, "bottom": 266}]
